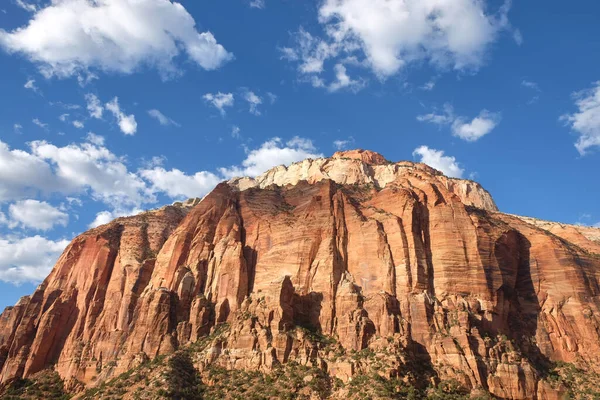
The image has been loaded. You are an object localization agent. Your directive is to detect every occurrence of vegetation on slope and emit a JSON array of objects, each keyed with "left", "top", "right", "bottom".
[{"left": 3, "top": 325, "right": 600, "bottom": 399}]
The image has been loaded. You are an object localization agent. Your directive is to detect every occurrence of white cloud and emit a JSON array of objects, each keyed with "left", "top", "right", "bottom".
[
  {"left": 59, "top": 113, "right": 69, "bottom": 122},
  {"left": 66, "top": 197, "right": 82, "bottom": 207},
  {"left": 417, "top": 103, "right": 455, "bottom": 126},
  {"left": 2, "top": 134, "right": 324, "bottom": 206},
  {"left": 32, "top": 118, "right": 48, "bottom": 130},
  {"left": 420, "top": 80, "right": 436, "bottom": 91},
  {"left": 203, "top": 92, "right": 234, "bottom": 115},
  {"left": 7, "top": 199, "right": 68, "bottom": 230},
  {"left": 328, "top": 64, "right": 364, "bottom": 92},
  {"left": 30, "top": 140, "right": 150, "bottom": 206},
  {"left": 249, "top": 0, "right": 265, "bottom": 9},
  {"left": 266, "top": 92, "right": 277, "bottom": 104},
  {"left": 0, "top": 0, "right": 233, "bottom": 78},
  {"left": 281, "top": 28, "right": 337, "bottom": 75},
  {"left": 13, "top": 123, "right": 22, "bottom": 134},
  {"left": 513, "top": 29, "right": 523, "bottom": 46},
  {"left": 451, "top": 110, "right": 501, "bottom": 142},
  {"left": 148, "top": 109, "right": 180, "bottom": 127},
  {"left": 521, "top": 79, "right": 540, "bottom": 104},
  {"left": 72, "top": 120, "right": 84, "bottom": 129},
  {"left": 333, "top": 137, "right": 355, "bottom": 150},
  {"left": 0, "top": 139, "right": 151, "bottom": 208},
  {"left": 413, "top": 145, "right": 464, "bottom": 178},
  {"left": 88, "top": 211, "right": 114, "bottom": 228},
  {"left": 283, "top": 0, "right": 513, "bottom": 86},
  {"left": 0, "top": 140, "right": 59, "bottom": 202},
  {"left": 140, "top": 168, "right": 221, "bottom": 199},
  {"left": 220, "top": 137, "right": 322, "bottom": 178},
  {"left": 85, "top": 93, "right": 103, "bottom": 119},
  {"left": 1, "top": 135, "right": 326, "bottom": 253},
  {"left": 561, "top": 82, "right": 600, "bottom": 155},
  {"left": 0, "top": 235, "right": 69, "bottom": 284},
  {"left": 243, "top": 91, "right": 263, "bottom": 115},
  {"left": 24, "top": 78, "right": 40, "bottom": 94},
  {"left": 88, "top": 208, "right": 142, "bottom": 229},
  {"left": 232, "top": 125, "right": 241, "bottom": 139},
  {"left": 51, "top": 101, "right": 81, "bottom": 110},
  {"left": 15, "top": 0, "right": 37, "bottom": 12},
  {"left": 521, "top": 80, "right": 540, "bottom": 91},
  {"left": 417, "top": 103, "right": 500, "bottom": 142},
  {"left": 105, "top": 97, "right": 137, "bottom": 135},
  {"left": 86, "top": 132, "right": 105, "bottom": 146}
]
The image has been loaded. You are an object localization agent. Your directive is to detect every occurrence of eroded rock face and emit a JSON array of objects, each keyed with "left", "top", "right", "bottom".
[
  {"left": 0, "top": 150, "right": 598, "bottom": 400},
  {"left": 229, "top": 150, "right": 498, "bottom": 211}
]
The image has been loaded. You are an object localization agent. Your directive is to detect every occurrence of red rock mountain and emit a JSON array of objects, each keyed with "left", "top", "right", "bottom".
[{"left": 1, "top": 150, "right": 599, "bottom": 399}]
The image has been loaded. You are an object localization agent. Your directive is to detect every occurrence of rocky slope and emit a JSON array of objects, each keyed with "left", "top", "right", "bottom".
[{"left": 1, "top": 150, "right": 599, "bottom": 399}]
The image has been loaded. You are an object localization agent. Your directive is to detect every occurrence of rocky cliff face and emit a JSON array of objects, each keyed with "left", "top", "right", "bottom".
[{"left": 1, "top": 150, "right": 599, "bottom": 399}]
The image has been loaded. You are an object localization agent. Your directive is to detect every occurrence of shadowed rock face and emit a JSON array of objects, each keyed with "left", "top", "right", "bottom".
[{"left": 1, "top": 151, "right": 599, "bottom": 399}]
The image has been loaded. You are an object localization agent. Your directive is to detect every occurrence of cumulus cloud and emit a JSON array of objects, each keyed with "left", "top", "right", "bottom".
[
  {"left": 413, "top": 146, "right": 464, "bottom": 178},
  {"left": 13, "top": 123, "right": 23, "bottom": 134},
  {"left": 88, "top": 211, "right": 114, "bottom": 228},
  {"left": 220, "top": 137, "right": 322, "bottom": 178},
  {"left": 0, "top": 0, "right": 233, "bottom": 79},
  {"left": 451, "top": 110, "right": 501, "bottom": 142},
  {"left": 148, "top": 109, "right": 180, "bottom": 127},
  {"left": 105, "top": 97, "right": 137, "bottom": 135},
  {"left": 417, "top": 103, "right": 500, "bottom": 142},
  {"left": 85, "top": 93, "right": 103, "bottom": 119},
  {"left": 231, "top": 125, "right": 241, "bottom": 139},
  {"left": 0, "top": 135, "right": 328, "bottom": 281},
  {"left": 0, "top": 235, "right": 69, "bottom": 284},
  {"left": 203, "top": 92, "right": 234, "bottom": 115},
  {"left": 561, "top": 81, "right": 600, "bottom": 155},
  {"left": 31, "top": 140, "right": 150, "bottom": 206},
  {"left": 283, "top": 0, "right": 514, "bottom": 87},
  {"left": 72, "top": 120, "right": 84, "bottom": 129},
  {"left": 140, "top": 168, "right": 221, "bottom": 199},
  {"left": 243, "top": 91, "right": 263, "bottom": 115},
  {"left": 0, "top": 140, "right": 58, "bottom": 202},
  {"left": 1, "top": 135, "right": 324, "bottom": 210},
  {"left": 86, "top": 132, "right": 105, "bottom": 146},
  {"left": 0, "top": 139, "right": 151, "bottom": 207},
  {"left": 6, "top": 199, "right": 68, "bottom": 230},
  {"left": 88, "top": 208, "right": 142, "bottom": 229}
]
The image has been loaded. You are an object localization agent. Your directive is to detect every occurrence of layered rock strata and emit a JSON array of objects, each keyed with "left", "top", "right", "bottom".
[{"left": 0, "top": 150, "right": 598, "bottom": 400}]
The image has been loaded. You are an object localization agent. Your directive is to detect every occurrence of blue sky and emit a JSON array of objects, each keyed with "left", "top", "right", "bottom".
[{"left": 0, "top": 0, "right": 599, "bottom": 309}]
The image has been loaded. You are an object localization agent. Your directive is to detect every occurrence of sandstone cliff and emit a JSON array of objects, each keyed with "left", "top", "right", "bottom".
[{"left": 1, "top": 150, "right": 599, "bottom": 399}]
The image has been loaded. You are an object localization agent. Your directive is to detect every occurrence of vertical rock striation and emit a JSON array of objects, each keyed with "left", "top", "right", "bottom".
[{"left": 0, "top": 150, "right": 598, "bottom": 400}]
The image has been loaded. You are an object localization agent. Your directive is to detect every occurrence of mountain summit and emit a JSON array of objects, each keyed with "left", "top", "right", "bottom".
[{"left": 1, "top": 150, "right": 599, "bottom": 399}]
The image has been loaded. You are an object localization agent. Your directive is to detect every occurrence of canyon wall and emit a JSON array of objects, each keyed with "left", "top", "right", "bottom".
[{"left": 1, "top": 150, "right": 599, "bottom": 399}]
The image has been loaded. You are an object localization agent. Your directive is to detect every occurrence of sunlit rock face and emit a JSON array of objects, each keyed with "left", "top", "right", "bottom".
[{"left": 1, "top": 150, "right": 599, "bottom": 400}]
